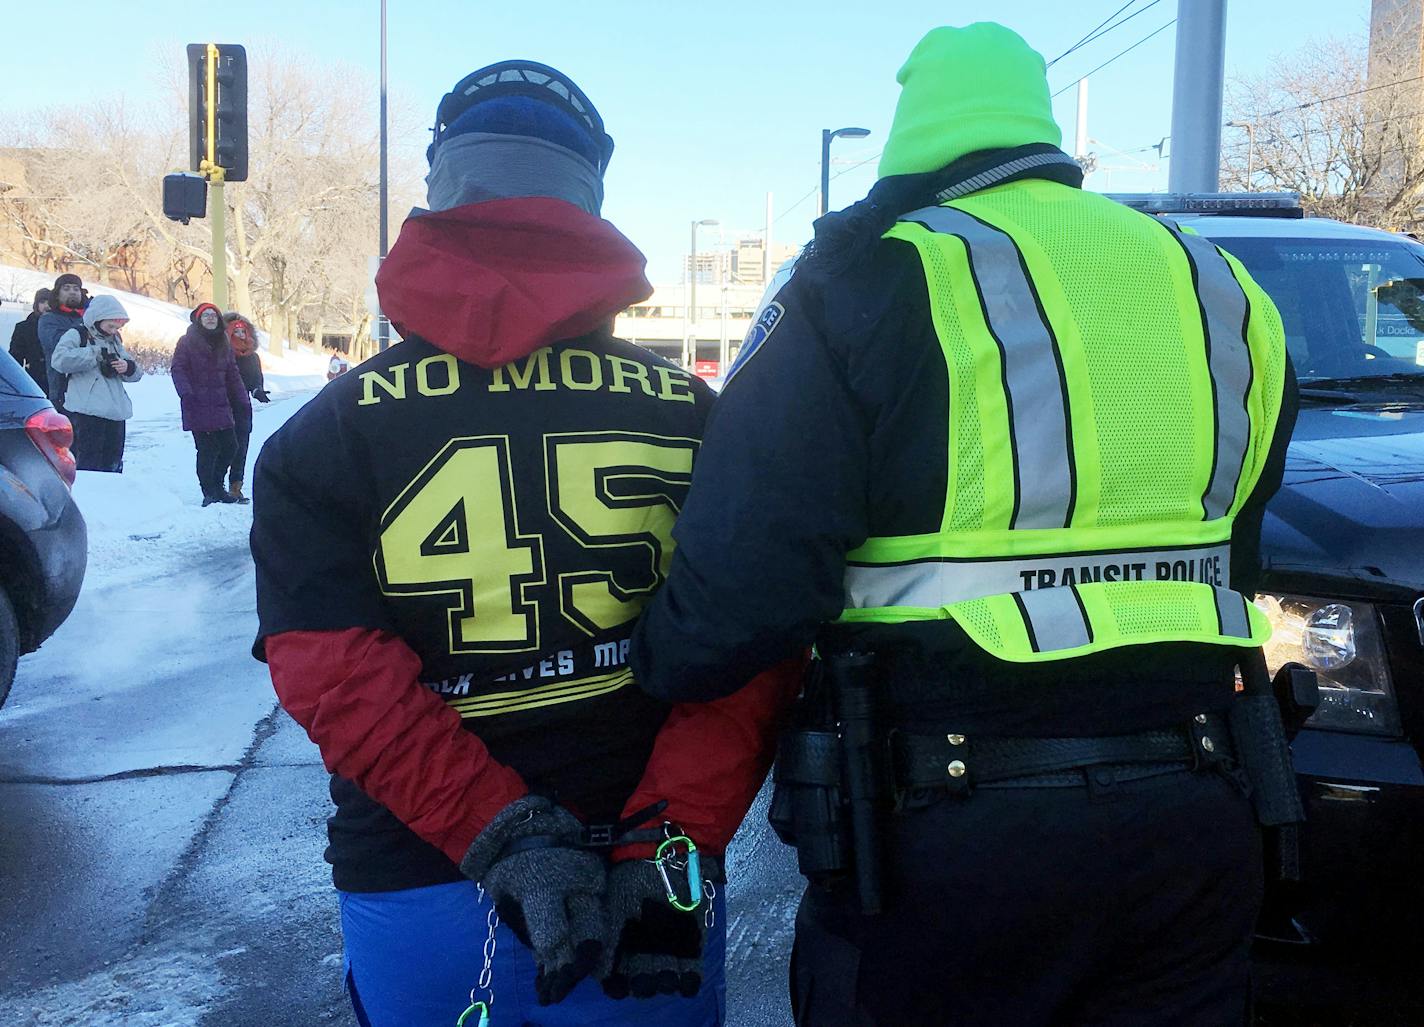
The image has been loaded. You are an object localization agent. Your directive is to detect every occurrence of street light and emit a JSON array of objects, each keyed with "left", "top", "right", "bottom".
[
  {"left": 687, "top": 218, "right": 719, "bottom": 368},
  {"left": 1226, "top": 121, "right": 1256, "bottom": 186},
  {"left": 820, "top": 127, "right": 871, "bottom": 217}
]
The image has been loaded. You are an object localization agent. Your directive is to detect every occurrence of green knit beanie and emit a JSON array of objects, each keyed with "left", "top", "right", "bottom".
[{"left": 878, "top": 23, "right": 1062, "bottom": 179}]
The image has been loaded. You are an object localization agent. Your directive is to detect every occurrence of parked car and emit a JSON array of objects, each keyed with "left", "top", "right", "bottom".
[
  {"left": 1115, "top": 193, "right": 1424, "bottom": 1020},
  {"left": 0, "top": 344, "right": 86, "bottom": 710}
]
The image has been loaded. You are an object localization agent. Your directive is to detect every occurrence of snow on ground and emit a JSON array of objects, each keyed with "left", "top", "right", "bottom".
[{"left": 71, "top": 350, "right": 329, "bottom": 589}]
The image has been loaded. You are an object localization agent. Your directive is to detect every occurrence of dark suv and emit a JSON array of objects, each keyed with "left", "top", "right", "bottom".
[
  {"left": 0, "top": 346, "right": 86, "bottom": 709},
  {"left": 1116, "top": 194, "right": 1424, "bottom": 1019}
]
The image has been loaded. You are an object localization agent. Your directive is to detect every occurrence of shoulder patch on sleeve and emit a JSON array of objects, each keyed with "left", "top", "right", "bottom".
[{"left": 726, "top": 301, "right": 784, "bottom": 385}]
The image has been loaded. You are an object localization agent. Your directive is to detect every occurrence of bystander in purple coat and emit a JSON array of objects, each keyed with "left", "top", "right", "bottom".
[{"left": 171, "top": 303, "right": 251, "bottom": 431}]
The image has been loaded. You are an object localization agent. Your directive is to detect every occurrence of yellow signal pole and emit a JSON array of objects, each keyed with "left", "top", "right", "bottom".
[{"left": 200, "top": 42, "right": 228, "bottom": 310}]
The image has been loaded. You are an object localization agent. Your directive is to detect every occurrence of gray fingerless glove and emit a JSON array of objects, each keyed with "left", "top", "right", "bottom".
[
  {"left": 599, "top": 853, "right": 723, "bottom": 1000},
  {"left": 462, "top": 795, "right": 606, "bottom": 1006}
]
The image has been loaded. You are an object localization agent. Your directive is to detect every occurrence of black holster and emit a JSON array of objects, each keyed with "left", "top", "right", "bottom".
[
  {"left": 768, "top": 650, "right": 886, "bottom": 913},
  {"left": 1230, "top": 648, "right": 1314, "bottom": 882}
]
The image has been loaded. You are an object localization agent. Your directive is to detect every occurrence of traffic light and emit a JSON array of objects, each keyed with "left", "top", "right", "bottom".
[{"left": 187, "top": 43, "right": 248, "bottom": 183}]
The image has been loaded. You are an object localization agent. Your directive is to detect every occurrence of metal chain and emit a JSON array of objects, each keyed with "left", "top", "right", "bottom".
[
  {"left": 469, "top": 885, "right": 499, "bottom": 1010},
  {"left": 703, "top": 880, "right": 716, "bottom": 929},
  {"left": 478, "top": 903, "right": 499, "bottom": 1005}
]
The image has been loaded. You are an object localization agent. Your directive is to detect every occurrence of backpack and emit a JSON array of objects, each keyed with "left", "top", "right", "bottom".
[{"left": 52, "top": 324, "right": 90, "bottom": 408}]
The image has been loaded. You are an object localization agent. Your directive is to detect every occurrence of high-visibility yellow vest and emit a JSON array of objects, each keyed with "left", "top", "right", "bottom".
[{"left": 839, "top": 180, "right": 1287, "bottom": 662}]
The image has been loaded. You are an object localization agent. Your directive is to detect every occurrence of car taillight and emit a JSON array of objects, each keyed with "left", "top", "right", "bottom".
[{"left": 25, "top": 409, "right": 76, "bottom": 487}]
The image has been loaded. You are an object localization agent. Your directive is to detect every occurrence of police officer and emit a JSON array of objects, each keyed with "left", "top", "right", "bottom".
[{"left": 630, "top": 23, "right": 1298, "bottom": 1026}]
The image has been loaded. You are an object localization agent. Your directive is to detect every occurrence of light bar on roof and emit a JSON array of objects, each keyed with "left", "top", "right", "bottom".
[{"left": 1108, "top": 192, "right": 1302, "bottom": 214}]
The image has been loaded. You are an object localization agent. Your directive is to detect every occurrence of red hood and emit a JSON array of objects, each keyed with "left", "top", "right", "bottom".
[{"left": 375, "top": 197, "right": 653, "bottom": 369}]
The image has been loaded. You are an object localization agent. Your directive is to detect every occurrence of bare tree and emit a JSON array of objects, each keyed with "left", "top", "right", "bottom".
[
  {"left": 0, "top": 43, "right": 421, "bottom": 353},
  {"left": 1222, "top": 33, "right": 1424, "bottom": 231}
]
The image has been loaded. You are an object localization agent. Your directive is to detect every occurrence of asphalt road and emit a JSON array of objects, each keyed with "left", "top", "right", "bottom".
[{"left": 0, "top": 519, "right": 802, "bottom": 1026}]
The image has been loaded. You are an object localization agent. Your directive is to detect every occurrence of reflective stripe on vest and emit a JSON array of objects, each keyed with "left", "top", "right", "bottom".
[
  {"left": 843, "top": 542, "right": 1232, "bottom": 611},
  {"left": 841, "top": 186, "right": 1285, "bottom": 661},
  {"left": 1169, "top": 228, "right": 1255, "bottom": 519},
  {"left": 901, "top": 205, "right": 1074, "bottom": 529}
]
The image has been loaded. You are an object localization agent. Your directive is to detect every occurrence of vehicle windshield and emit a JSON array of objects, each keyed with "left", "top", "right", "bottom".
[{"left": 1211, "top": 235, "right": 1424, "bottom": 383}]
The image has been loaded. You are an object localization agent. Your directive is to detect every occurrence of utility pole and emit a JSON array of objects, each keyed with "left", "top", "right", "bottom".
[
  {"left": 687, "top": 218, "right": 718, "bottom": 368},
  {"left": 377, "top": 0, "right": 390, "bottom": 351},
  {"left": 1167, "top": 0, "right": 1228, "bottom": 193},
  {"left": 763, "top": 192, "right": 773, "bottom": 285},
  {"left": 1075, "top": 79, "right": 1090, "bottom": 162}
]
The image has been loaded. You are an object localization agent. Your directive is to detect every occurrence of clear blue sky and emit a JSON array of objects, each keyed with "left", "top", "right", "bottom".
[{"left": 1, "top": 0, "right": 1373, "bottom": 281}]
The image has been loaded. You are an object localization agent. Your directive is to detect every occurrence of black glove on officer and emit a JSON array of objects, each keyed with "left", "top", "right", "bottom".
[
  {"left": 461, "top": 795, "right": 606, "bottom": 1006},
  {"left": 253, "top": 389, "right": 271, "bottom": 403},
  {"left": 599, "top": 852, "right": 721, "bottom": 1000}
]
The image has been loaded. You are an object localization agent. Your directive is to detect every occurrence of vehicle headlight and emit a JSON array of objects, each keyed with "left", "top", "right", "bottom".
[{"left": 1255, "top": 594, "right": 1402, "bottom": 736}]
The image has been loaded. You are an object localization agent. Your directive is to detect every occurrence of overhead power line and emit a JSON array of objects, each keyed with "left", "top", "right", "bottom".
[
  {"left": 1259, "top": 72, "right": 1424, "bottom": 119},
  {"left": 1048, "top": 0, "right": 1166, "bottom": 69},
  {"left": 1120, "top": 70, "right": 1424, "bottom": 156},
  {"left": 776, "top": 150, "right": 884, "bottom": 225},
  {"left": 1052, "top": 19, "right": 1177, "bottom": 99},
  {"left": 1053, "top": 1, "right": 1139, "bottom": 66}
]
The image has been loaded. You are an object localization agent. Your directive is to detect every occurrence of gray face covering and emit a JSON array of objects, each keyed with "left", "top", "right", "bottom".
[{"left": 425, "top": 132, "right": 605, "bottom": 216}]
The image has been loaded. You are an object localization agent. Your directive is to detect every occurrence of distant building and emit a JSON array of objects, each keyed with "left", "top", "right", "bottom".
[
  {"left": 616, "top": 280, "right": 770, "bottom": 373},
  {"left": 651, "top": 236, "right": 801, "bottom": 374}
]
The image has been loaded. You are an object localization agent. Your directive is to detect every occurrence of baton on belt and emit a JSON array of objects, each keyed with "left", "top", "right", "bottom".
[{"left": 827, "top": 650, "right": 884, "bottom": 915}]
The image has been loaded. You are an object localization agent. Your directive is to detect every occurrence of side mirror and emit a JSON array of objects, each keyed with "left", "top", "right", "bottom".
[{"left": 163, "top": 172, "right": 207, "bottom": 225}]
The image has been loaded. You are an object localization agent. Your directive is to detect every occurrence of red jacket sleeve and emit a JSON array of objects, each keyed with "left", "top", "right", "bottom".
[
  {"left": 265, "top": 627, "right": 527, "bottom": 866},
  {"left": 612, "top": 656, "right": 805, "bottom": 861}
]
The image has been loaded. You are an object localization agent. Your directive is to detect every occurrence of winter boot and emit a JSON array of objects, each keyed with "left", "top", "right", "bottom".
[
  {"left": 202, "top": 493, "right": 218, "bottom": 507},
  {"left": 229, "top": 480, "right": 250, "bottom": 505}
]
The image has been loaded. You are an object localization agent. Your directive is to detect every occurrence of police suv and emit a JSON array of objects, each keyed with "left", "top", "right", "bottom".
[{"left": 1114, "top": 192, "right": 1424, "bottom": 1018}]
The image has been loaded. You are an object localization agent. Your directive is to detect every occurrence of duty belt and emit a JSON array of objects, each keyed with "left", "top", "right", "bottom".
[{"left": 890, "top": 713, "right": 1234, "bottom": 798}]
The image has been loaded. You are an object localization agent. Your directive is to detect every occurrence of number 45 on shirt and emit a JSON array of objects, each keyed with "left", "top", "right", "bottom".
[{"left": 374, "top": 431, "right": 697, "bottom": 655}]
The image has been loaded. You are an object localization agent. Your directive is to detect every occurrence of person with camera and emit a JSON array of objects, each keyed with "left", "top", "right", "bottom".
[
  {"left": 173, "top": 302, "right": 251, "bottom": 507},
  {"left": 48, "top": 293, "right": 142, "bottom": 473},
  {"left": 222, "top": 311, "right": 270, "bottom": 504}
]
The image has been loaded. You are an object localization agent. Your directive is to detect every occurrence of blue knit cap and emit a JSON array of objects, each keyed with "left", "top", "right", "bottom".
[{"left": 438, "top": 96, "right": 603, "bottom": 170}]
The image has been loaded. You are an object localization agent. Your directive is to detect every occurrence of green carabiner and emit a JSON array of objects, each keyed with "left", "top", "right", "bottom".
[
  {"left": 654, "top": 834, "right": 703, "bottom": 913},
  {"left": 456, "top": 1000, "right": 489, "bottom": 1027}
]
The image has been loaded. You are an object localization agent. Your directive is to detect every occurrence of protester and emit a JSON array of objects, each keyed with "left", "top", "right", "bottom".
[
  {"left": 38, "top": 273, "right": 88, "bottom": 410},
  {"left": 48, "top": 294, "right": 142, "bottom": 472},
  {"left": 222, "top": 312, "right": 270, "bottom": 504},
  {"left": 8, "top": 288, "right": 52, "bottom": 391},
  {"left": 172, "top": 302, "right": 251, "bottom": 507},
  {"left": 252, "top": 60, "right": 798, "bottom": 1027}
]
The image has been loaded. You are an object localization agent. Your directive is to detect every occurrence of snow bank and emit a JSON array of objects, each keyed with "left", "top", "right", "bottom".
[
  {"left": 72, "top": 470, "right": 183, "bottom": 541},
  {"left": 0, "top": 262, "right": 294, "bottom": 353},
  {"left": 1, "top": 264, "right": 197, "bottom": 347}
]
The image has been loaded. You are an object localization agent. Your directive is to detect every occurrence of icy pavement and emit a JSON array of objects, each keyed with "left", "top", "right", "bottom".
[{"left": 0, "top": 352, "right": 803, "bottom": 1025}]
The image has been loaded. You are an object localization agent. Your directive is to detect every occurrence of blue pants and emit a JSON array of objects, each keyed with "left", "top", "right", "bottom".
[{"left": 340, "top": 881, "right": 727, "bottom": 1027}]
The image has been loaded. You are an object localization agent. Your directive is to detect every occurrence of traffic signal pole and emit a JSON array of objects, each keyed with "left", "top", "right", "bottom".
[{"left": 202, "top": 42, "right": 229, "bottom": 309}]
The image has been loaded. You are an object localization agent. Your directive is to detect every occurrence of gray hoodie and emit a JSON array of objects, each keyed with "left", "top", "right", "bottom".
[{"left": 49, "top": 294, "right": 144, "bottom": 420}]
